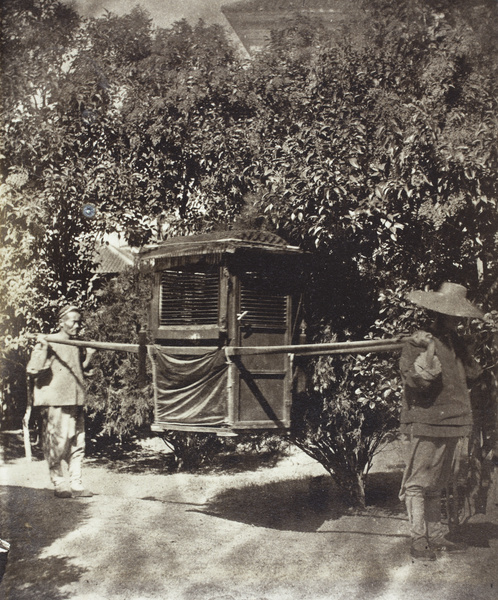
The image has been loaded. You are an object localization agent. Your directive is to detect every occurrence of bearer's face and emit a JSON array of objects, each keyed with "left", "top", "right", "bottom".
[
  {"left": 440, "top": 314, "right": 465, "bottom": 332},
  {"left": 61, "top": 311, "right": 82, "bottom": 337}
]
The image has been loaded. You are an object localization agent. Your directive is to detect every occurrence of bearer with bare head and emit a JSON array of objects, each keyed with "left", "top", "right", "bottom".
[
  {"left": 58, "top": 305, "right": 82, "bottom": 338},
  {"left": 26, "top": 305, "right": 95, "bottom": 498}
]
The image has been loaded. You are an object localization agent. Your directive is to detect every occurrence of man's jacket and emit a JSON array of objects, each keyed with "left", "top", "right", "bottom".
[
  {"left": 27, "top": 333, "right": 86, "bottom": 407},
  {"left": 400, "top": 329, "right": 481, "bottom": 437}
]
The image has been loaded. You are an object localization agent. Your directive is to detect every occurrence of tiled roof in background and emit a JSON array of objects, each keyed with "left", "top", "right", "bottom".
[
  {"left": 93, "top": 243, "right": 135, "bottom": 274},
  {"left": 222, "top": 0, "right": 364, "bottom": 54}
]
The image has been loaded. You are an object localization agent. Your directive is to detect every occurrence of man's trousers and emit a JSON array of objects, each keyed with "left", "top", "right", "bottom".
[
  {"left": 41, "top": 406, "right": 85, "bottom": 492},
  {"left": 400, "top": 435, "right": 462, "bottom": 543}
]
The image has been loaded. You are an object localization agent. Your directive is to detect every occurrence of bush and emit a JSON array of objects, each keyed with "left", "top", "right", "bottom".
[
  {"left": 83, "top": 268, "right": 154, "bottom": 442},
  {"left": 161, "top": 431, "right": 290, "bottom": 472}
]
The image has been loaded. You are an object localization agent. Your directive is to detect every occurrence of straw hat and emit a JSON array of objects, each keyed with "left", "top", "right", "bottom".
[{"left": 407, "top": 282, "right": 484, "bottom": 319}]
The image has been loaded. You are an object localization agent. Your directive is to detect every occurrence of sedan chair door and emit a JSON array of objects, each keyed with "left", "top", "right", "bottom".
[{"left": 233, "top": 268, "right": 292, "bottom": 429}]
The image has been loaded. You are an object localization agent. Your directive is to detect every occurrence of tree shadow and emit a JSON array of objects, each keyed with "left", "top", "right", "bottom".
[
  {"left": 86, "top": 447, "right": 176, "bottom": 474},
  {"left": 197, "top": 470, "right": 406, "bottom": 532},
  {"left": 365, "top": 470, "right": 405, "bottom": 515},
  {"left": 0, "top": 486, "right": 89, "bottom": 599},
  {"left": 453, "top": 520, "right": 498, "bottom": 549},
  {"left": 196, "top": 475, "right": 353, "bottom": 532},
  {"left": 85, "top": 437, "right": 289, "bottom": 476},
  {"left": 0, "top": 430, "right": 44, "bottom": 463},
  {"left": 188, "top": 449, "right": 289, "bottom": 475}
]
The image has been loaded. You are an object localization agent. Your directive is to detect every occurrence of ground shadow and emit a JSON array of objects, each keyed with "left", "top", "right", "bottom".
[
  {"left": 1, "top": 430, "right": 44, "bottom": 463},
  {"left": 194, "top": 449, "right": 289, "bottom": 474},
  {"left": 197, "top": 475, "right": 352, "bottom": 531},
  {"left": 365, "top": 470, "right": 405, "bottom": 514},
  {"left": 1, "top": 430, "right": 176, "bottom": 476},
  {"left": 453, "top": 520, "right": 498, "bottom": 548},
  {"left": 0, "top": 485, "right": 89, "bottom": 599},
  {"left": 198, "top": 470, "right": 406, "bottom": 532},
  {"left": 86, "top": 447, "right": 176, "bottom": 474},
  {"left": 86, "top": 440, "right": 288, "bottom": 476}
]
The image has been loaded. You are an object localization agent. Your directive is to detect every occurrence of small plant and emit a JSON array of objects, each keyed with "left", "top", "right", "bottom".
[{"left": 161, "top": 431, "right": 290, "bottom": 472}]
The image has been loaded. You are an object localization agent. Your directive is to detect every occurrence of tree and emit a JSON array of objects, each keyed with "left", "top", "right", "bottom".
[
  {"left": 0, "top": 0, "right": 88, "bottom": 421},
  {"left": 1, "top": 2, "right": 256, "bottom": 435},
  {"left": 238, "top": 0, "right": 498, "bottom": 506},
  {"left": 81, "top": 268, "right": 154, "bottom": 443},
  {"left": 109, "top": 17, "right": 258, "bottom": 240}
]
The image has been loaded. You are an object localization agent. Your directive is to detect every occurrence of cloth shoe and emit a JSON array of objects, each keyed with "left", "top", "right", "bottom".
[
  {"left": 71, "top": 489, "right": 93, "bottom": 498},
  {"left": 54, "top": 490, "right": 72, "bottom": 499},
  {"left": 0, "top": 539, "right": 9, "bottom": 584},
  {"left": 410, "top": 539, "right": 437, "bottom": 561}
]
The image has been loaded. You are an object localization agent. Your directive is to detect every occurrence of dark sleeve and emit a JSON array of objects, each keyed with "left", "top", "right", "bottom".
[
  {"left": 463, "top": 352, "right": 482, "bottom": 382},
  {"left": 454, "top": 336, "right": 482, "bottom": 382}
]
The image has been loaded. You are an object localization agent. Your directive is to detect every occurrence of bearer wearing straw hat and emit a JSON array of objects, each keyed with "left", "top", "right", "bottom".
[
  {"left": 26, "top": 305, "right": 95, "bottom": 498},
  {"left": 399, "top": 282, "right": 484, "bottom": 561}
]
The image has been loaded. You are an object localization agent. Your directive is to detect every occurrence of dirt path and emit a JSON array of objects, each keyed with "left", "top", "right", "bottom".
[{"left": 1, "top": 435, "right": 497, "bottom": 600}]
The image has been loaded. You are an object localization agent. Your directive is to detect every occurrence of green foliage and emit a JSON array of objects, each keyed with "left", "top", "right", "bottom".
[
  {"left": 161, "top": 432, "right": 227, "bottom": 471},
  {"left": 242, "top": 0, "right": 498, "bottom": 505},
  {"left": 246, "top": 0, "right": 497, "bottom": 291},
  {"left": 82, "top": 269, "right": 154, "bottom": 440},
  {"left": 1, "top": 2, "right": 250, "bottom": 426},
  {"left": 291, "top": 280, "right": 412, "bottom": 506},
  {"left": 162, "top": 431, "right": 289, "bottom": 472},
  {"left": 292, "top": 354, "right": 400, "bottom": 506}
]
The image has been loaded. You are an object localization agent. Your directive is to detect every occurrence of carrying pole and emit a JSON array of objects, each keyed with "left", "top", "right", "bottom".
[
  {"left": 27, "top": 334, "right": 140, "bottom": 354},
  {"left": 26, "top": 335, "right": 411, "bottom": 357},
  {"left": 225, "top": 337, "right": 411, "bottom": 357}
]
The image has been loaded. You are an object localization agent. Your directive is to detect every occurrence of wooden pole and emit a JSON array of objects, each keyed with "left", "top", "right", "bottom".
[
  {"left": 27, "top": 334, "right": 140, "bottom": 354},
  {"left": 282, "top": 342, "right": 406, "bottom": 357},
  {"left": 225, "top": 337, "right": 411, "bottom": 357},
  {"left": 23, "top": 375, "right": 33, "bottom": 462},
  {"left": 137, "top": 327, "right": 147, "bottom": 386},
  {"left": 25, "top": 335, "right": 411, "bottom": 357}
]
